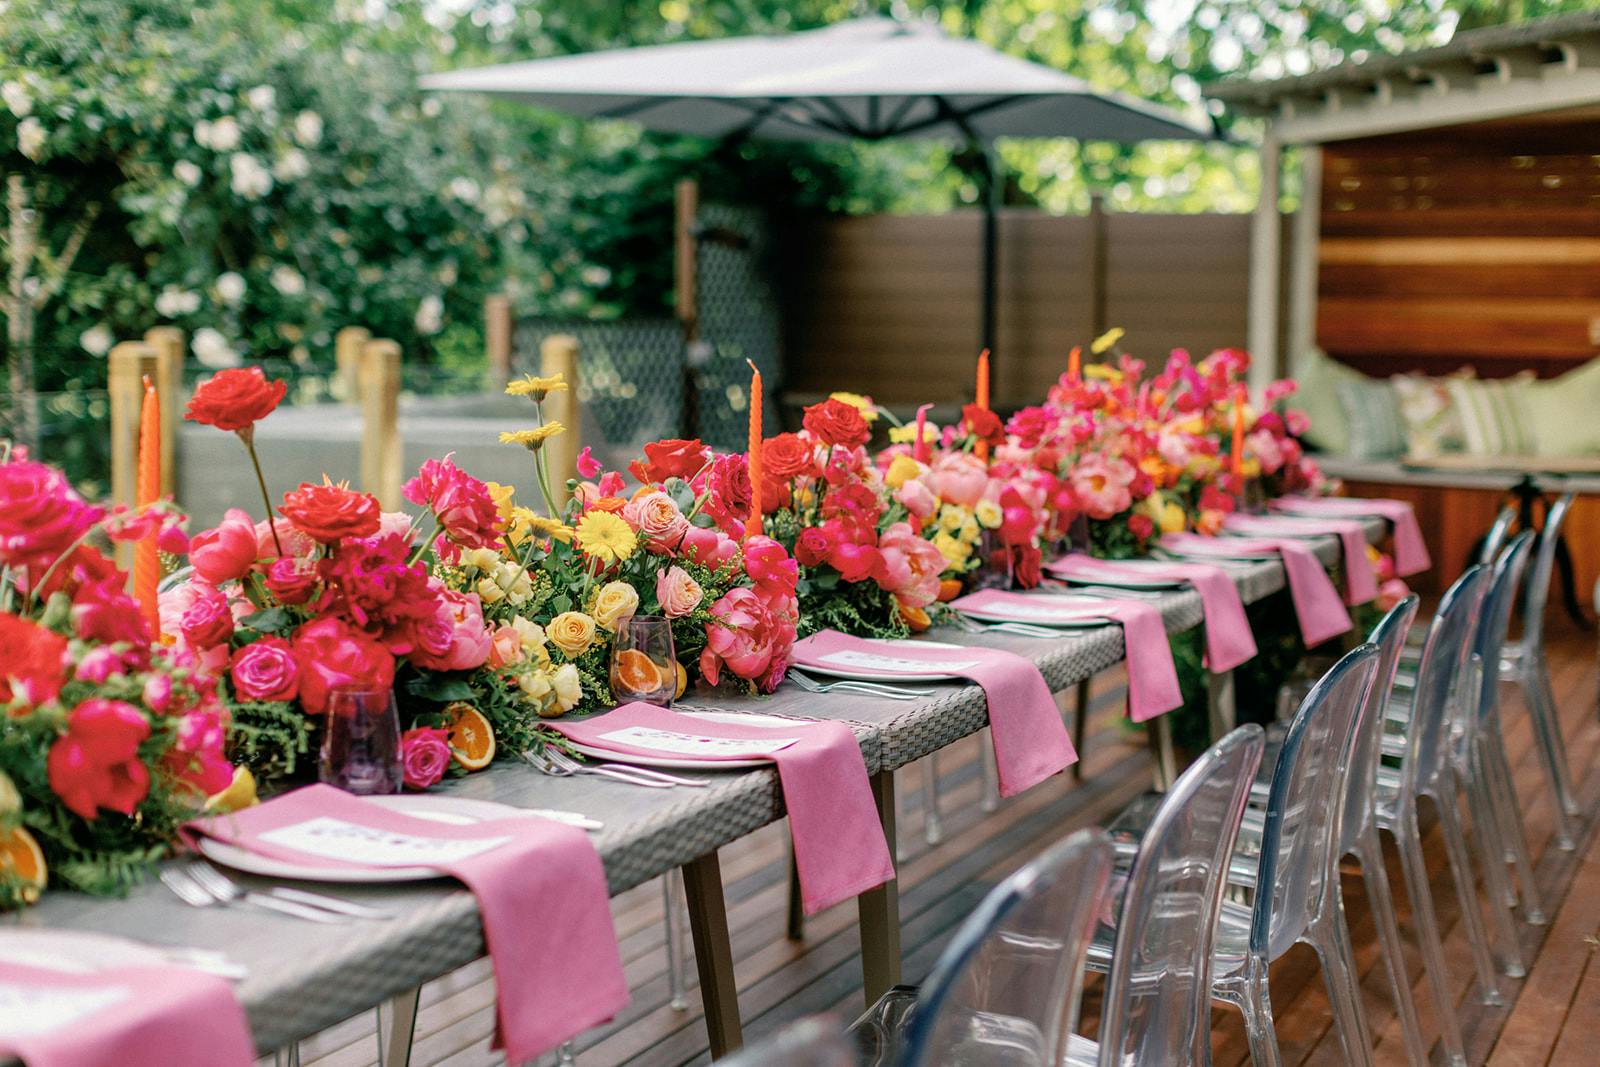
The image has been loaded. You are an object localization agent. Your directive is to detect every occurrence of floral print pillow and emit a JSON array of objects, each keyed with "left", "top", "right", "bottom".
[{"left": 1390, "top": 374, "right": 1465, "bottom": 458}]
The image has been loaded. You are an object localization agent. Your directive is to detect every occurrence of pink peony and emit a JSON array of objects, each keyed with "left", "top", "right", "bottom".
[
  {"left": 292, "top": 617, "right": 397, "bottom": 715},
  {"left": 699, "top": 588, "right": 791, "bottom": 692},
  {"left": 401, "top": 727, "right": 452, "bottom": 790},
  {"left": 929, "top": 453, "right": 988, "bottom": 509},
  {"left": 229, "top": 638, "right": 301, "bottom": 702},
  {"left": 623, "top": 491, "right": 690, "bottom": 554},
  {"left": 403, "top": 453, "right": 501, "bottom": 555},
  {"left": 681, "top": 525, "right": 740, "bottom": 570},
  {"left": 188, "top": 508, "right": 261, "bottom": 584},
  {"left": 46, "top": 698, "right": 152, "bottom": 820},
  {"left": 0, "top": 459, "right": 104, "bottom": 575},
  {"left": 1070, "top": 454, "right": 1136, "bottom": 520},
  {"left": 894, "top": 478, "right": 938, "bottom": 521},
  {"left": 656, "top": 566, "right": 704, "bottom": 618},
  {"left": 407, "top": 590, "right": 492, "bottom": 672},
  {"left": 827, "top": 541, "right": 882, "bottom": 584},
  {"left": 874, "top": 522, "right": 945, "bottom": 609}
]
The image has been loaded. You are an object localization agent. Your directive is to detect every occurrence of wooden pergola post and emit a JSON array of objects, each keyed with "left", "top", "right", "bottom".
[
  {"left": 540, "top": 334, "right": 580, "bottom": 505},
  {"left": 335, "top": 326, "right": 372, "bottom": 403},
  {"left": 359, "top": 338, "right": 402, "bottom": 509},
  {"left": 1247, "top": 136, "right": 1284, "bottom": 395},
  {"left": 142, "top": 326, "right": 183, "bottom": 497},
  {"left": 485, "top": 294, "right": 513, "bottom": 389},
  {"left": 1284, "top": 145, "right": 1323, "bottom": 386}
]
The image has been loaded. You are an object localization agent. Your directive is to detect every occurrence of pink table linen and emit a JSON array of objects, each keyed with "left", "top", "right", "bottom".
[
  {"left": 1222, "top": 513, "right": 1380, "bottom": 605},
  {"left": 791, "top": 630, "right": 1078, "bottom": 799},
  {"left": 1045, "top": 553, "right": 1257, "bottom": 673},
  {"left": 548, "top": 701, "right": 895, "bottom": 915},
  {"left": 183, "top": 784, "right": 626, "bottom": 1064},
  {"left": 946, "top": 590, "right": 1184, "bottom": 723},
  {"left": 1272, "top": 495, "right": 1431, "bottom": 576},
  {"left": 0, "top": 960, "right": 254, "bottom": 1067},
  {"left": 1161, "top": 532, "right": 1352, "bottom": 647}
]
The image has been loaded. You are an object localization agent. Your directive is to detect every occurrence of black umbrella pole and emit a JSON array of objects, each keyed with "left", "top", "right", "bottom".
[{"left": 981, "top": 146, "right": 999, "bottom": 380}]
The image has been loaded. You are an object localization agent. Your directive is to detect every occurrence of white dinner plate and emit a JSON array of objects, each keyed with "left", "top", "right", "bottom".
[
  {"left": 792, "top": 638, "right": 969, "bottom": 683},
  {"left": 1051, "top": 568, "right": 1187, "bottom": 590},
  {"left": 195, "top": 794, "right": 556, "bottom": 884},
  {"left": 566, "top": 742, "right": 773, "bottom": 772}
]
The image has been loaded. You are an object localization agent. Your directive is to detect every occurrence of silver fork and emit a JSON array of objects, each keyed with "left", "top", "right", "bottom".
[
  {"left": 787, "top": 672, "right": 927, "bottom": 700},
  {"left": 546, "top": 747, "right": 708, "bottom": 788},
  {"left": 524, "top": 748, "right": 674, "bottom": 788},
  {"left": 161, "top": 862, "right": 347, "bottom": 923},
  {"left": 186, "top": 861, "right": 394, "bottom": 919}
]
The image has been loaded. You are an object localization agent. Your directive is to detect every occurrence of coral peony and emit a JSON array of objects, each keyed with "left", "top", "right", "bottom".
[
  {"left": 874, "top": 522, "right": 945, "bottom": 609},
  {"left": 46, "top": 699, "right": 152, "bottom": 820},
  {"left": 184, "top": 367, "right": 287, "bottom": 433},
  {"left": 743, "top": 535, "right": 798, "bottom": 593},
  {"left": 1070, "top": 454, "right": 1136, "bottom": 520},
  {"left": 928, "top": 453, "right": 989, "bottom": 509},
  {"left": 699, "top": 588, "right": 790, "bottom": 692}
]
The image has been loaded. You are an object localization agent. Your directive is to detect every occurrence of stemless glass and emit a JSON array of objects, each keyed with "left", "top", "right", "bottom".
[
  {"left": 319, "top": 686, "right": 403, "bottom": 794},
  {"left": 609, "top": 615, "right": 677, "bottom": 707}
]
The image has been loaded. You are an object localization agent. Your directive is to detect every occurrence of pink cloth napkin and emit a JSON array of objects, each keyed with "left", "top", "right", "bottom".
[
  {"left": 1223, "top": 513, "right": 1379, "bottom": 605},
  {"left": 1161, "top": 532, "right": 1352, "bottom": 647},
  {"left": 548, "top": 701, "right": 895, "bottom": 915},
  {"left": 1045, "top": 553, "right": 1258, "bottom": 673},
  {"left": 947, "top": 590, "right": 1184, "bottom": 723},
  {"left": 183, "top": 785, "right": 626, "bottom": 1064},
  {"left": 790, "top": 631, "right": 1078, "bottom": 799},
  {"left": 1272, "top": 495, "right": 1431, "bottom": 576},
  {"left": 0, "top": 960, "right": 254, "bottom": 1067}
]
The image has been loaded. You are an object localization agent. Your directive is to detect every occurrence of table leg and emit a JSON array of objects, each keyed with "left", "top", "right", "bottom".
[
  {"left": 1149, "top": 715, "right": 1178, "bottom": 792},
  {"left": 858, "top": 768, "right": 902, "bottom": 1006},
  {"left": 376, "top": 987, "right": 420, "bottom": 1067},
  {"left": 785, "top": 841, "right": 804, "bottom": 941},
  {"left": 1206, "top": 669, "right": 1236, "bottom": 744},
  {"left": 682, "top": 850, "right": 743, "bottom": 1058},
  {"left": 1072, "top": 679, "right": 1090, "bottom": 781}
]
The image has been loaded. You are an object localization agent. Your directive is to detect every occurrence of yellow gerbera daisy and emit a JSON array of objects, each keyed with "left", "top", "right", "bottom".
[
  {"left": 573, "top": 510, "right": 637, "bottom": 564},
  {"left": 829, "top": 391, "right": 879, "bottom": 423},
  {"left": 505, "top": 373, "right": 568, "bottom": 400},
  {"left": 500, "top": 422, "right": 566, "bottom": 450},
  {"left": 522, "top": 511, "right": 574, "bottom": 544},
  {"left": 485, "top": 481, "right": 517, "bottom": 525}
]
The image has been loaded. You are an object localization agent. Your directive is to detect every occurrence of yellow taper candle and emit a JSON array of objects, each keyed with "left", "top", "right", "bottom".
[
  {"left": 745, "top": 359, "right": 763, "bottom": 539},
  {"left": 134, "top": 375, "right": 161, "bottom": 635}
]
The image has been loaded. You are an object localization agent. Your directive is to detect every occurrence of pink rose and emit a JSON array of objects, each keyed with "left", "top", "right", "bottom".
[
  {"left": 188, "top": 508, "right": 261, "bottom": 584},
  {"left": 263, "top": 556, "right": 318, "bottom": 605},
  {"left": 254, "top": 517, "right": 316, "bottom": 563},
  {"left": 408, "top": 590, "right": 492, "bottom": 672},
  {"left": 623, "top": 491, "right": 690, "bottom": 554},
  {"left": 0, "top": 459, "right": 103, "bottom": 574},
  {"left": 487, "top": 623, "right": 524, "bottom": 669},
  {"left": 743, "top": 535, "right": 798, "bottom": 593},
  {"left": 229, "top": 638, "right": 301, "bottom": 702},
  {"left": 401, "top": 727, "right": 452, "bottom": 790},
  {"left": 179, "top": 586, "right": 235, "bottom": 649},
  {"left": 793, "top": 526, "right": 834, "bottom": 568},
  {"left": 656, "top": 566, "right": 704, "bottom": 618},
  {"left": 292, "top": 617, "right": 397, "bottom": 715},
  {"left": 929, "top": 453, "right": 988, "bottom": 509}
]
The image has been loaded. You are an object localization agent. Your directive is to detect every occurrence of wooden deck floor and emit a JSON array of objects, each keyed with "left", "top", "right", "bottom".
[{"left": 292, "top": 619, "right": 1600, "bottom": 1067}]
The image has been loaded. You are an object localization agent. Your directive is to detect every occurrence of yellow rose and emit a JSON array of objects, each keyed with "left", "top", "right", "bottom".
[
  {"left": 551, "top": 663, "right": 583, "bottom": 713},
  {"left": 592, "top": 580, "right": 640, "bottom": 632},
  {"left": 974, "top": 499, "right": 1003, "bottom": 529},
  {"left": 496, "top": 561, "right": 533, "bottom": 605},
  {"left": 517, "top": 669, "right": 552, "bottom": 704},
  {"left": 476, "top": 576, "right": 507, "bottom": 604},
  {"left": 933, "top": 532, "right": 969, "bottom": 567},
  {"left": 885, "top": 454, "right": 922, "bottom": 490},
  {"left": 547, "top": 611, "right": 597, "bottom": 658},
  {"left": 958, "top": 515, "right": 982, "bottom": 543},
  {"left": 461, "top": 547, "right": 501, "bottom": 572}
]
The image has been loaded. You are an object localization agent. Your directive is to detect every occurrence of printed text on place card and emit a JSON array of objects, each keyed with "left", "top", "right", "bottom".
[
  {"left": 977, "top": 602, "right": 1103, "bottom": 621},
  {"left": 0, "top": 983, "right": 128, "bottom": 1035},
  {"left": 596, "top": 727, "right": 797, "bottom": 757},
  {"left": 817, "top": 650, "right": 980, "bottom": 672},
  {"left": 260, "top": 817, "right": 511, "bottom": 866}
]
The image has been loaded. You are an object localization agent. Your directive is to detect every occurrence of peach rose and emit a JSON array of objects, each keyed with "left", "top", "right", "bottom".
[
  {"left": 656, "top": 566, "right": 704, "bottom": 618},
  {"left": 488, "top": 623, "right": 525, "bottom": 669},
  {"left": 622, "top": 491, "right": 689, "bottom": 554}
]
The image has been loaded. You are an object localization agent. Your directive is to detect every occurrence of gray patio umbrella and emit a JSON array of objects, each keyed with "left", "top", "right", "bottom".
[{"left": 422, "top": 15, "right": 1215, "bottom": 372}]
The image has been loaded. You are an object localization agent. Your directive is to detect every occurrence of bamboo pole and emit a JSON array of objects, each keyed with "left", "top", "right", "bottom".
[
  {"left": 335, "top": 325, "right": 371, "bottom": 403},
  {"left": 108, "top": 341, "right": 159, "bottom": 568},
  {"left": 142, "top": 326, "right": 183, "bottom": 497},
  {"left": 540, "top": 334, "right": 580, "bottom": 506},
  {"left": 485, "top": 294, "right": 512, "bottom": 389},
  {"left": 359, "top": 338, "right": 402, "bottom": 509}
]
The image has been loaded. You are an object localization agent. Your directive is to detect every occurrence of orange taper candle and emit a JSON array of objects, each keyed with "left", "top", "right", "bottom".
[
  {"left": 1229, "top": 387, "right": 1246, "bottom": 483},
  {"left": 745, "top": 359, "right": 763, "bottom": 539},
  {"left": 134, "top": 375, "right": 161, "bottom": 635},
  {"left": 1067, "top": 345, "right": 1081, "bottom": 382},
  {"left": 975, "top": 349, "right": 991, "bottom": 462}
]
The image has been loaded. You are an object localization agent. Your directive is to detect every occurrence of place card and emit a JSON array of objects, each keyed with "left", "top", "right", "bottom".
[
  {"left": 970, "top": 599, "right": 1099, "bottom": 621},
  {"left": 596, "top": 726, "right": 798, "bottom": 757},
  {"left": 817, "top": 650, "right": 981, "bottom": 672},
  {"left": 260, "top": 817, "right": 511, "bottom": 866},
  {"left": 0, "top": 982, "right": 128, "bottom": 1036}
]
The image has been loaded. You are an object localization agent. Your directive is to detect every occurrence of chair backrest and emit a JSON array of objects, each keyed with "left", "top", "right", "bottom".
[
  {"left": 900, "top": 828, "right": 1114, "bottom": 1066},
  {"left": 719, "top": 1017, "right": 857, "bottom": 1067},
  {"left": 1471, "top": 532, "right": 1536, "bottom": 725},
  {"left": 1339, "top": 595, "right": 1420, "bottom": 856},
  {"left": 1401, "top": 564, "right": 1490, "bottom": 794},
  {"left": 1478, "top": 504, "right": 1518, "bottom": 565},
  {"left": 1519, "top": 492, "right": 1573, "bottom": 654},
  {"left": 1097, "top": 724, "right": 1265, "bottom": 1067},
  {"left": 1254, "top": 644, "right": 1381, "bottom": 961}
]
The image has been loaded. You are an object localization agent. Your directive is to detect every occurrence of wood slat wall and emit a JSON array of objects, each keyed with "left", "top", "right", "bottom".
[{"left": 1318, "top": 124, "right": 1600, "bottom": 379}]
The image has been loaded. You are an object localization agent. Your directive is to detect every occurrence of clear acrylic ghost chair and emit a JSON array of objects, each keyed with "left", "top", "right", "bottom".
[
  {"left": 720, "top": 1016, "right": 858, "bottom": 1067},
  {"left": 1372, "top": 564, "right": 1509, "bottom": 1026},
  {"left": 850, "top": 827, "right": 1113, "bottom": 1067},
  {"left": 1401, "top": 504, "right": 1512, "bottom": 658},
  {"left": 1499, "top": 491, "right": 1580, "bottom": 849},
  {"left": 1079, "top": 725, "right": 1266, "bottom": 1067}
]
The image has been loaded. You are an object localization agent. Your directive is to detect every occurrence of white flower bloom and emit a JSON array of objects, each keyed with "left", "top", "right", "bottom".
[
  {"left": 580, "top": 265, "right": 611, "bottom": 287},
  {"left": 447, "top": 177, "right": 480, "bottom": 203},
  {"left": 292, "top": 110, "right": 322, "bottom": 147},
  {"left": 196, "top": 115, "right": 241, "bottom": 152},
  {"left": 415, "top": 294, "right": 444, "bottom": 335},
  {"left": 436, "top": 261, "right": 458, "bottom": 286},
  {"left": 191, "top": 327, "right": 241, "bottom": 368},
  {"left": 1, "top": 80, "right": 31, "bottom": 117},
  {"left": 173, "top": 159, "right": 203, "bottom": 187},
  {"left": 78, "top": 324, "right": 113, "bottom": 357},
  {"left": 154, "top": 286, "right": 201, "bottom": 317},
  {"left": 16, "top": 117, "right": 44, "bottom": 161},
  {"left": 245, "top": 85, "right": 276, "bottom": 112},
  {"left": 270, "top": 265, "right": 305, "bottom": 296},
  {"left": 228, "top": 153, "right": 273, "bottom": 199},
  {"left": 214, "top": 271, "right": 246, "bottom": 304},
  {"left": 420, "top": 97, "right": 442, "bottom": 119},
  {"left": 272, "top": 148, "right": 310, "bottom": 182}
]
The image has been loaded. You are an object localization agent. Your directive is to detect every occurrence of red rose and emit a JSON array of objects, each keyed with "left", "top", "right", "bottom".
[
  {"left": 0, "top": 614, "right": 69, "bottom": 708},
  {"left": 279, "top": 481, "right": 381, "bottom": 543},
  {"left": 262, "top": 556, "right": 318, "bottom": 605},
  {"left": 802, "top": 399, "right": 871, "bottom": 450},
  {"left": 184, "top": 367, "right": 287, "bottom": 434},
  {"left": 188, "top": 508, "right": 261, "bottom": 585},
  {"left": 962, "top": 404, "right": 1005, "bottom": 446},
  {"left": 628, "top": 438, "right": 711, "bottom": 484},
  {"left": 179, "top": 587, "right": 234, "bottom": 650},
  {"left": 46, "top": 698, "right": 152, "bottom": 820},
  {"left": 762, "top": 433, "right": 815, "bottom": 481},
  {"left": 292, "top": 617, "right": 396, "bottom": 715},
  {"left": 229, "top": 637, "right": 301, "bottom": 702}
]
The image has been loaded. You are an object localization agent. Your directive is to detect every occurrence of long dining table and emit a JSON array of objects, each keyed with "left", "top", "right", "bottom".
[{"left": 4, "top": 516, "right": 1384, "bottom": 1063}]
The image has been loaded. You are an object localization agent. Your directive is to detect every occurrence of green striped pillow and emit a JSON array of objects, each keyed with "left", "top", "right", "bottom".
[
  {"left": 1333, "top": 378, "right": 1407, "bottom": 459},
  {"left": 1445, "top": 373, "right": 1535, "bottom": 456}
]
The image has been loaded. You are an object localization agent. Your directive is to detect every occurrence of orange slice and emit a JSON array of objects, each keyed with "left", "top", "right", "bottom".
[
  {"left": 445, "top": 702, "right": 496, "bottom": 771},
  {"left": 0, "top": 826, "right": 46, "bottom": 902},
  {"left": 613, "top": 648, "right": 665, "bottom": 697},
  {"left": 937, "top": 578, "right": 964, "bottom": 602},
  {"left": 899, "top": 602, "right": 932, "bottom": 632},
  {"left": 674, "top": 661, "right": 688, "bottom": 700}
]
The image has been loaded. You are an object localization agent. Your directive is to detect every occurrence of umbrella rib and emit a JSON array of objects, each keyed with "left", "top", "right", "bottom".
[
  {"left": 879, "top": 95, "right": 923, "bottom": 137},
  {"left": 595, "top": 96, "right": 683, "bottom": 121},
  {"left": 897, "top": 94, "right": 1027, "bottom": 140}
]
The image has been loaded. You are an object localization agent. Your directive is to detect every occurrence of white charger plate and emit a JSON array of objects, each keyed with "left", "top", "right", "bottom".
[
  {"left": 195, "top": 794, "right": 555, "bottom": 883},
  {"left": 791, "top": 638, "right": 968, "bottom": 683},
  {"left": 956, "top": 600, "right": 1113, "bottom": 628},
  {"left": 563, "top": 709, "right": 819, "bottom": 771}
]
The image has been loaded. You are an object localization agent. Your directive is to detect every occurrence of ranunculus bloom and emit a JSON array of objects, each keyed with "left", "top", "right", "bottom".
[
  {"left": 622, "top": 491, "right": 689, "bottom": 554},
  {"left": 802, "top": 398, "right": 872, "bottom": 450},
  {"left": 189, "top": 508, "right": 261, "bottom": 584},
  {"left": 263, "top": 556, "right": 318, "bottom": 605},
  {"left": 401, "top": 727, "right": 452, "bottom": 790},
  {"left": 762, "top": 433, "right": 816, "bottom": 481},
  {"left": 1071, "top": 454, "right": 1136, "bottom": 520},
  {"left": 279, "top": 481, "right": 382, "bottom": 543},
  {"left": 592, "top": 580, "right": 641, "bottom": 632},
  {"left": 628, "top": 438, "right": 711, "bottom": 484},
  {"left": 184, "top": 366, "right": 287, "bottom": 433},
  {"left": 408, "top": 591, "right": 492, "bottom": 672},
  {"left": 47, "top": 699, "right": 152, "bottom": 820},
  {"left": 929, "top": 453, "right": 989, "bottom": 509},
  {"left": 546, "top": 611, "right": 598, "bottom": 659},
  {"left": 699, "top": 588, "right": 791, "bottom": 692},
  {"left": 0, "top": 459, "right": 104, "bottom": 574},
  {"left": 292, "top": 617, "right": 397, "bottom": 715},
  {"left": 0, "top": 613, "right": 69, "bottom": 708},
  {"left": 875, "top": 522, "right": 945, "bottom": 609},
  {"left": 179, "top": 586, "right": 235, "bottom": 649},
  {"left": 743, "top": 536, "right": 798, "bottom": 593},
  {"left": 403, "top": 453, "right": 502, "bottom": 555},
  {"left": 656, "top": 566, "right": 704, "bottom": 618},
  {"left": 229, "top": 637, "right": 301, "bottom": 702}
]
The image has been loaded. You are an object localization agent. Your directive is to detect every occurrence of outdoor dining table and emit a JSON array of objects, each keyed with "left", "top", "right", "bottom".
[{"left": 4, "top": 517, "right": 1382, "bottom": 1063}]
